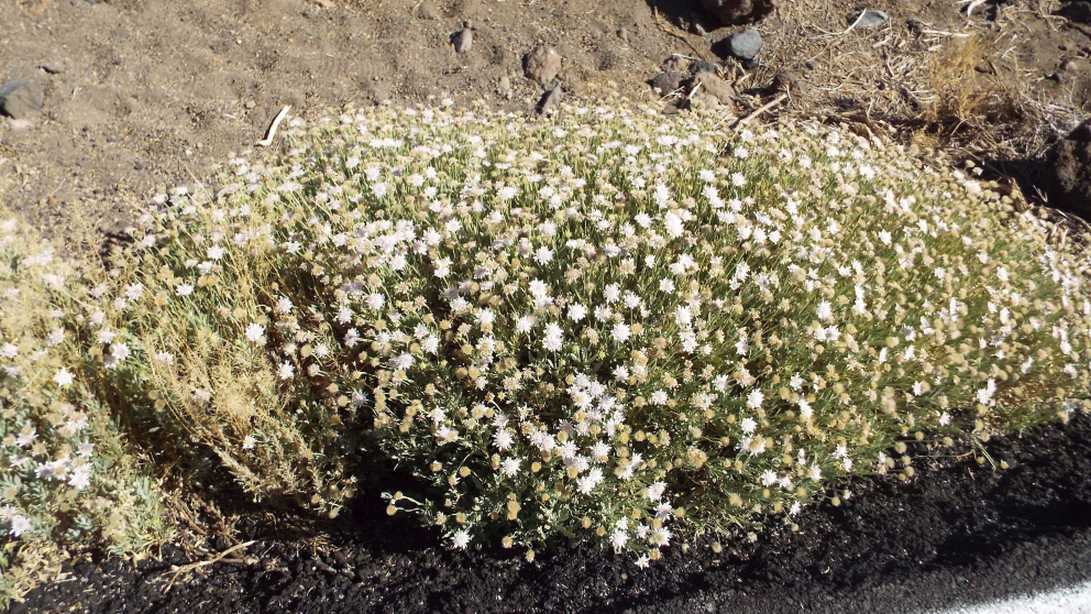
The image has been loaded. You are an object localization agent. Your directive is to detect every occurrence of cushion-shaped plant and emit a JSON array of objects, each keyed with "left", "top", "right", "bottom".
[{"left": 23, "top": 100, "right": 1091, "bottom": 566}]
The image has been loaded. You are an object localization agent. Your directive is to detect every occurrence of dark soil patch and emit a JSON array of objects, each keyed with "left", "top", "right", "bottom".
[{"left": 10, "top": 413, "right": 1091, "bottom": 614}]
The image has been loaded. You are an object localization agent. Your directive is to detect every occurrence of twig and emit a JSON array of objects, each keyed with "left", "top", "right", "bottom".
[
  {"left": 733, "top": 94, "right": 788, "bottom": 129},
  {"left": 256, "top": 106, "right": 291, "bottom": 147},
  {"left": 161, "top": 540, "right": 257, "bottom": 590}
]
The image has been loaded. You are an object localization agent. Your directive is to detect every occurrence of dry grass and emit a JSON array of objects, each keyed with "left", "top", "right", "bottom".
[{"left": 738, "top": 0, "right": 1086, "bottom": 162}]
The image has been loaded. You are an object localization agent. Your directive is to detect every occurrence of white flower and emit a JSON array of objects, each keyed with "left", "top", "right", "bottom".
[
  {"left": 366, "top": 293, "right": 385, "bottom": 311},
  {"left": 275, "top": 296, "right": 294, "bottom": 314},
  {"left": 500, "top": 457, "right": 521, "bottom": 477},
  {"left": 516, "top": 314, "right": 536, "bottom": 334},
  {"left": 740, "top": 416, "right": 757, "bottom": 434},
  {"left": 245, "top": 322, "right": 266, "bottom": 344},
  {"left": 577, "top": 467, "right": 604, "bottom": 495},
  {"left": 816, "top": 300, "right": 833, "bottom": 322},
  {"left": 663, "top": 211, "right": 684, "bottom": 238},
  {"left": 568, "top": 303, "right": 587, "bottom": 322},
  {"left": 53, "top": 367, "right": 74, "bottom": 387},
  {"left": 610, "top": 528, "right": 629, "bottom": 551},
  {"left": 646, "top": 481, "right": 667, "bottom": 501},
  {"left": 611, "top": 322, "right": 631, "bottom": 344},
  {"left": 8, "top": 515, "right": 31, "bottom": 538},
  {"left": 542, "top": 323, "right": 563, "bottom": 351},
  {"left": 476, "top": 308, "right": 495, "bottom": 327},
  {"left": 746, "top": 389, "right": 764, "bottom": 409},
  {"left": 176, "top": 283, "right": 194, "bottom": 297},
  {"left": 798, "top": 399, "right": 813, "bottom": 419},
  {"left": 242, "top": 435, "right": 256, "bottom": 450},
  {"left": 789, "top": 373, "right": 804, "bottom": 391},
  {"left": 603, "top": 284, "right": 621, "bottom": 304},
  {"left": 451, "top": 529, "right": 471, "bottom": 549},
  {"left": 68, "top": 464, "right": 91, "bottom": 491},
  {"left": 493, "top": 429, "right": 515, "bottom": 451},
  {"left": 0, "top": 343, "right": 17, "bottom": 359},
  {"left": 277, "top": 361, "right": 295, "bottom": 380}
]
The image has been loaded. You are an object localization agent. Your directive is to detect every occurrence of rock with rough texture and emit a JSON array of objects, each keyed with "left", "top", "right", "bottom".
[
  {"left": 852, "top": 8, "right": 890, "bottom": 28},
  {"left": 1044, "top": 118, "right": 1091, "bottom": 216},
  {"left": 700, "top": 0, "right": 775, "bottom": 26},
  {"left": 692, "top": 72, "right": 736, "bottom": 105},
  {"left": 416, "top": 0, "right": 439, "bottom": 19},
  {"left": 452, "top": 22, "right": 473, "bottom": 53},
  {"left": 536, "top": 86, "right": 562, "bottom": 116},
  {"left": 690, "top": 60, "right": 720, "bottom": 76},
  {"left": 649, "top": 71, "right": 685, "bottom": 94},
  {"left": 523, "top": 45, "right": 562, "bottom": 87},
  {"left": 0, "top": 80, "right": 44, "bottom": 119},
  {"left": 728, "top": 28, "right": 762, "bottom": 61}
]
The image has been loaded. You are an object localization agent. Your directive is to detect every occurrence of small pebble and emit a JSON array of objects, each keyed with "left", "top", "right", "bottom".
[
  {"left": 728, "top": 29, "right": 762, "bottom": 61},
  {"left": 649, "top": 71, "right": 685, "bottom": 94},
  {"left": 853, "top": 9, "right": 890, "bottom": 29},
  {"left": 0, "top": 80, "right": 44, "bottom": 119},
  {"left": 416, "top": 0, "right": 439, "bottom": 19},
  {"left": 536, "top": 86, "right": 562, "bottom": 115}
]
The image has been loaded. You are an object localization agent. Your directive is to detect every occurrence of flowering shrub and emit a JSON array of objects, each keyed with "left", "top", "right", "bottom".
[
  {"left": 0, "top": 218, "right": 171, "bottom": 603},
  {"left": 4, "top": 100, "right": 1091, "bottom": 580}
]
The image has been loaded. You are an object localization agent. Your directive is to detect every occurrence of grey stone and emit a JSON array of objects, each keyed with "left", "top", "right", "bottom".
[
  {"left": 649, "top": 71, "right": 685, "bottom": 94},
  {"left": 536, "top": 86, "right": 562, "bottom": 116},
  {"left": 0, "top": 80, "right": 44, "bottom": 119},
  {"left": 416, "top": 0, "right": 440, "bottom": 19},
  {"left": 692, "top": 72, "right": 736, "bottom": 105},
  {"left": 690, "top": 61, "right": 720, "bottom": 76},
  {"left": 523, "top": 45, "right": 562, "bottom": 87},
  {"left": 728, "top": 29, "right": 762, "bottom": 61},
  {"left": 853, "top": 9, "right": 890, "bottom": 29}
]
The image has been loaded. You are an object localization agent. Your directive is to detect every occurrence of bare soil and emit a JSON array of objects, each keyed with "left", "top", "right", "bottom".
[{"left": 2, "top": 0, "right": 1090, "bottom": 239}]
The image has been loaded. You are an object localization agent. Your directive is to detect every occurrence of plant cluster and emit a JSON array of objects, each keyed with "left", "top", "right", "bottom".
[
  {"left": 3, "top": 99, "right": 1090, "bottom": 591},
  {"left": 0, "top": 219, "right": 171, "bottom": 602}
]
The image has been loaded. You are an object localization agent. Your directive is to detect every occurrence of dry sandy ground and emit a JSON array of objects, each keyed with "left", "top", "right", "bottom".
[{"left": 1, "top": 0, "right": 1089, "bottom": 238}]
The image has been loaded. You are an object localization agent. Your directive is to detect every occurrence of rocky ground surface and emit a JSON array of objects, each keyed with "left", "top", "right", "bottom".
[{"left": 9, "top": 413, "right": 1091, "bottom": 614}]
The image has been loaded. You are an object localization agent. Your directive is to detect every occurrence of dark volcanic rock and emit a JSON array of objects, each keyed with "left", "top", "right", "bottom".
[
  {"left": 700, "top": 0, "right": 775, "bottom": 26},
  {"left": 1044, "top": 118, "right": 1091, "bottom": 216}
]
